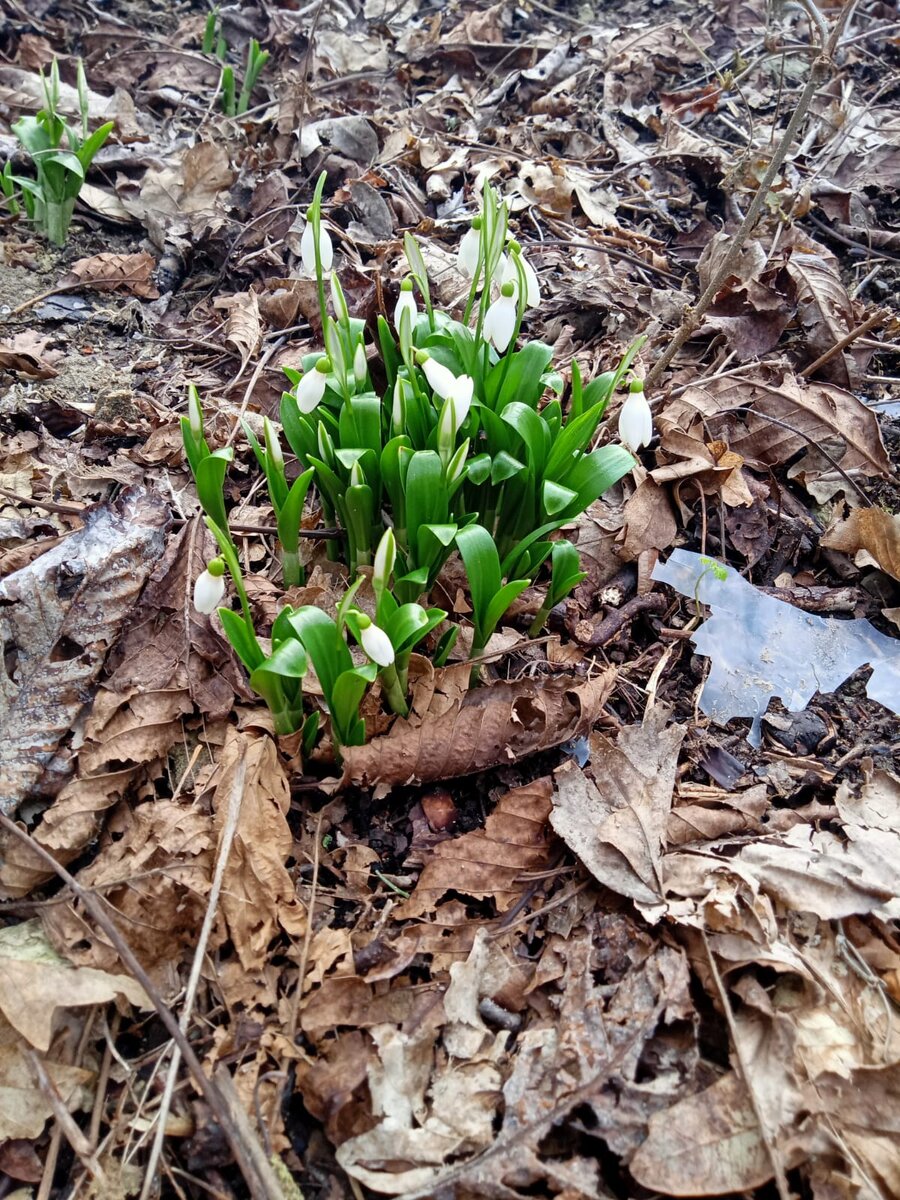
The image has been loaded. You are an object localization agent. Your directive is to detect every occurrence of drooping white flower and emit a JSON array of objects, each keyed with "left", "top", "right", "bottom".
[
  {"left": 618, "top": 382, "right": 653, "bottom": 453},
  {"left": 457, "top": 221, "right": 482, "bottom": 276},
  {"left": 394, "top": 279, "right": 417, "bottom": 334},
  {"left": 483, "top": 283, "right": 517, "bottom": 352},
  {"left": 502, "top": 244, "right": 540, "bottom": 309},
  {"left": 193, "top": 559, "right": 226, "bottom": 615},
  {"left": 420, "top": 354, "right": 457, "bottom": 400},
  {"left": 360, "top": 619, "right": 395, "bottom": 667},
  {"left": 448, "top": 373, "right": 474, "bottom": 426},
  {"left": 300, "top": 219, "right": 333, "bottom": 275},
  {"left": 296, "top": 358, "right": 330, "bottom": 413},
  {"left": 353, "top": 342, "right": 368, "bottom": 387}
]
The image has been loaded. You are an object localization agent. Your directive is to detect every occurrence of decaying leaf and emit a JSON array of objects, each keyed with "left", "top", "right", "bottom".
[
  {"left": 341, "top": 670, "right": 616, "bottom": 790},
  {"left": 65, "top": 251, "right": 159, "bottom": 299},
  {"left": 783, "top": 240, "right": 855, "bottom": 385},
  {"left": 551, "top": 705, "right": 686, "bottom": 909},
  {"left": 0, "top": 488, "right": 170, "bottom": 814},
  {"left": 0, "top": 1015, "right": 93, "bottom": 1141},
  {"left": 821, "top": 506, "right": 900, "bottom": 582},
  {"left": 0, "top": 332, "right": 61, "bottom": 379}
]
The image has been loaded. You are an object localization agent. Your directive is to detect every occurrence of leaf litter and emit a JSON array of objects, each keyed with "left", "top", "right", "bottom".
[{"left": 0, "top": 0, "right": 899, "bottom": 1197}]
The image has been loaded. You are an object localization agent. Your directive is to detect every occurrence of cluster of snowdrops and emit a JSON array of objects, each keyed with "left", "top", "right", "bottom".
[{"left": 184, "top": 176, "right": 655, "bottom": 751}]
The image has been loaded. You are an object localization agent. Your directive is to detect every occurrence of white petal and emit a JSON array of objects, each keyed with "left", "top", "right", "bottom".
[
  {"left": 449, "top": 373, "right": 474, "bottom": 426},
  {"left": 618, "top": 392, "right": 653, "bottom": 453},
  {"left": 300, "top": 221, "right": 316, "bottom": 274},
  {"left": 193, "top": 569, "right": 225, "bottom": 615},
  {"left": 458, "top": 226, "right": 481, "bottom": 276},
  {"left": 297, "top": 369, "right": 327, "bottom": 413},
  {"left": 318, "top": 226, "right": 334, "bottom": 271},
  {"left": 483, "top": 295, "right": 516, "bottom": 352},
  {"left": 521, "top": 255, "right": 540, "bottom": 308},
  {"left": 361, "top": 622, "right": 395, "bottom": 667},
  {"left": 373, "top": 528, "right": 396, "bottom": 585},
  {"left": 422, "top": 357, "right": 457, "bottom": 399}
]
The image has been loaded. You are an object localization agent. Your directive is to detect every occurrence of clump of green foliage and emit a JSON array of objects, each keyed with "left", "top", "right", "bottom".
[
  {"left": 202, "top": 8, "right": 270, "bottom": 117},
  {"left": 1, "top": 60, "right": 114, "bottom": 247}
]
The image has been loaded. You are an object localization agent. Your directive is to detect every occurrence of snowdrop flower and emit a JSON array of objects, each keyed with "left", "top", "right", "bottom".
[
  {"left": 418, "top": 352, "right": 457, "bottom": 400},
  {"left": 394, "top": 278, "right": 417, "bottom": 334},
  {"left": 373, "top": 528, "right": 396, "bottom": 592},
  {"left": 263, "top": 417, "right": 283, "bottom": 469},
  {"left": 457, "top": 218, "right": 482, "bottom": 276},
  {"left": 300, "top": 219, "right": 333, "bottom": 275},
  {"left": 296, "top": 358, "right": 331, "bottom": 413},
  {"left": 358, "top": 615, "right": 395, "bottom": 667},
  {"left": 188, "top": 385, "right": 203, "bottom": 439},
  {"left": 505, "top": 240, "right": 540, "bottom": 308},
  {"left": 437, "top": 397, "right": 456, "bottom": 461},
  {"left": 618, "top": 381, "right": 653, "bottom": 453},
  {"left": 483, "top": 282, "right": 517, "bottom": 352},
  {"left": 353, "top": 342, "right": 368, "bottom": 388},
  {"left": 448, "top": 372, "right": 474, "bottom": 426},
  {"left": 193, "top": 558, "right": 226, "bottom": 615},
  {"left": 330, "top": 272, "right": 350, "bottom": 323},
  {"left": 392, "top": 377, "right": 406, "bottom": 432}
]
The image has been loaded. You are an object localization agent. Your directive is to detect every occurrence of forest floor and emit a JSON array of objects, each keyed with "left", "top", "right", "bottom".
[{"left": 1, "top": 0, "right": 900, "bottom": 1198}]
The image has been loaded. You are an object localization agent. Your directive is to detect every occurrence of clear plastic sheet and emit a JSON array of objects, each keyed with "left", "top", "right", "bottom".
[{"left": 652, "top": 549, "right": 900, "bottom": 745}]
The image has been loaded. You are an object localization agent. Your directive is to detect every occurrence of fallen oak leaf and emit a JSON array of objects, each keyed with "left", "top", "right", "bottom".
[
  {"left": 340, "top": 670, "right": 616, "bottom": 791},
  {"left": 821, "top": 506, "right": 900, "bottom": 582}
]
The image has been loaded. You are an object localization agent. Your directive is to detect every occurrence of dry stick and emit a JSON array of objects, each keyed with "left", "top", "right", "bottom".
[
  {"left": 701, "top": 930, "right": 793, "bottom": 1200},
  {"left": 0, "top": 811, "right": 282, "bottom": 1200},
  {"left": 138, "top": 751, "right": 278, "bottom": 1200},
  {"left": 798, "top": 308, "right": 891, "bottom": 377},
  {"left": 645, "top": 5, "right": 855, "bottom": 390}
]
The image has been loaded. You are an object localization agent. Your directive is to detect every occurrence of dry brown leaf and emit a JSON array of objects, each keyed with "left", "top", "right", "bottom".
[
  {"left": 630, "top": 1071, "right": 773, "bottom": 1194},
  {"left": 42, "top": 798, "right": 215, "bottom": 978},
  {"left": 0, "top": 488, "right": 170, "bottom": 814},
  {"left": 66, "top": 251, "right": 159, "bottom": 299},
  {"left": 619, "top": 477, "right": 678, "bottom": 560},
  {"left": 212, "top": 728, "right": 306, "bottom": 971},
  {"left": 783, "top": 241, "right": 855, "bottom": 385},
  {"left": 341, "top": 670, "right": 615, "bottom": 790},
  {"left": 821, "top": 506, "right": 900, "bottom": 581},
  {"left": 215, "top": 290, "right": 262, "bottom": 365},
  {"left": 394, "top": 778, "right": 554, "bottom": 918},
  {"left": 662, "top": 369, "right": 890, "bottom": 484},
  {"left": 696, "top": 234, "right": 794, "bottom": 357},
  {"left": 551, "top": 705, "right": 686, "bottom": 910},
  {"left": 0, "top": 919, "right": 150, "bottom": 1052},
  {"left": 0, "top": 331, "right": 60, "bottom": 379},
  {"left": 0, "top": 1015, "right": 93, "bottom": 1141}
]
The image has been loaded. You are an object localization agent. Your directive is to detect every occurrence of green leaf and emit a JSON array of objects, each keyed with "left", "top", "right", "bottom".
[
  {"left": 466, "top": 453, "right": 492, "bottom": 486},
  {"left": 332, "top": 665, "right": 378, "bottom": 746},
  {"left": 277, "top": 467, "right": 315, "bottom": 556},
  {"left": 502, "top": 402, "right": 549, "bottom": 476},
  {"left": 195, "top": 448, "right": 234, "bottom": 536},
  {"left": 485, "top": 341, "right": 553, "bottom": 411},
  {"left": 542, "top": 479, "right": 577, "bottom": 517},
  {"left": 455, "top": 524, "right": 501, "bottom": 637},
  {"left": 219, "top": 607, "right": 265, "bottom": 672},
  {"left": 490, "top": 450, "right": 525, "bottom": 485},
  {"left": 386, "top": 604, "right": 446, "bottom": 655},
  {"left": 544, "top": 401, "right": 607, "bottom": 482},
  {"left": 287, "top": 606, "right": 352, "bottom": 703}
]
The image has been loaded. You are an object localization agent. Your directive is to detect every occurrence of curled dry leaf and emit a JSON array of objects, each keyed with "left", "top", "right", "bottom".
[
  {"left": 821, "top": 506, "right": 900, "bottom": 582},
  {"left": 0, "top": 488, "right": 170, "bottom": 815},
  {"left": 215, "top": 290, "right": 262, "bottom": 365},
  {"left": 65, "top": 251, "right": 160, "bottom": 299},
  {"left": 0, "top": 331, "right": 61, "bottom": 379},
  {"left": 551, "top": 705, "right": 686, "bottom": 910},
  {"left": 395, "top": 778, "right": 554, "bottom": 918},
  {"left": 340, "top": 669, "right": 616, "bottom": 790},
  {"left": 783, "top": 239, "right": 855, "bottom": 385}
]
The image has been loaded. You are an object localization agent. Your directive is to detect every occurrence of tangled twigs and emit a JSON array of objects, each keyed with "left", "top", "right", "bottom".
[
  {"left": 645, "top": 0, "right": 859, "bottom": 389},
  {"left": 0, "top": 811, "right": 285, "bottom": 1200}
]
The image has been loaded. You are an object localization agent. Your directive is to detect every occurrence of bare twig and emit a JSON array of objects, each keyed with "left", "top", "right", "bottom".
[
  {"left": 646, "top": 3, "right": 858, "bottom": 388},
  {"left": 799, "top": 308, "right": 890, "bottom": 377}
]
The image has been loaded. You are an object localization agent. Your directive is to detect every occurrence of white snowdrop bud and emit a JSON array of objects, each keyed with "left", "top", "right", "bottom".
[
  {"left": 359, "top": 617, "right": 395, "bottom": 667},
  {"left": 483, "top": 282, "right": 517, "bottom": 352},
  {"left": 617, "top": 381, "right": 653, "bottom": 453},
  {"left": 296, "top": 358, "right": 331, "bottom": 413},
  {"left": 193, "top": 558, "right": 226, "bottom": 615}
]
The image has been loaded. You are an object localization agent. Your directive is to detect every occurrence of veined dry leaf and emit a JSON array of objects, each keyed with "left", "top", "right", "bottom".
[
  {"left": 630, "top": 1071, "right": 773, "bottom": 1194},
  {"left": 212, "top": 728, "right": 306, "bottom": 971},
  {"left": 0, "top": 488, "right": 170, "bottom": 814},
  {"left": 620, "top": 477, "right": 678, "bottom": 560},
  {"left": 215, "top": 290, "right": 262, "bottom": 365},
  {"left": 662, "top": 369, "right": 890, "bottom": 482},
  {"left": 696, "top": 234, "right": 794, "bottom": 357},
  {"left": 394, "top": 778, "right": 554, "bottom": 918},
  {"left": 66, "top": 251, "right": 159, "bottom": 299},
  {"left": 821, "top": 507, "right": 900, "bottom": 582},
  {"left": 551, "top": 705, "right": 686, "bottom": 909},
  {"left": 341, "top": 670, "right": 615, "bottom": 790}
]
